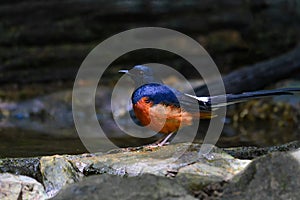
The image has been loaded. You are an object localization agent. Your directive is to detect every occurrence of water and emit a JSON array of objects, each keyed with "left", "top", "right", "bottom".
[
  {"left": 0, "top": 82, "right": 299, "bottom": 158},
  {"left": 0, "top": 128, "right": 86, "bottom": 158}
]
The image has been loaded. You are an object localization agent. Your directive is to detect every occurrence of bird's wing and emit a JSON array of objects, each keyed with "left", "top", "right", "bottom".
[{"left": 173, "top": 91, "right": 212, "bottom": 112}]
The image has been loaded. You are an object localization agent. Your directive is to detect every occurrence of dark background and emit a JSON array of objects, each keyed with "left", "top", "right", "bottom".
[
  {"left": 0, "top": 0, "right": 299, "bottom": 99},
  {"left": 0, "top": 0, "right": 300, "bottom": 157}
]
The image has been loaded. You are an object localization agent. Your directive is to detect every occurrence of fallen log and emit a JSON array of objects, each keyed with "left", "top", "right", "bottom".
[{"left": 194, "top": 46, "right": 300, "bottom": 96}]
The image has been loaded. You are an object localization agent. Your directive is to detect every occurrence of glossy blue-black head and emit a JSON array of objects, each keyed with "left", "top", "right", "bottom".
[{"left": 119, "top": 65, "right": 163, "bottom": 86}]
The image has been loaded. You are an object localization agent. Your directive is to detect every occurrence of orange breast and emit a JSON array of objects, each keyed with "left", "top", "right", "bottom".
[{"left": 133, "top": 97, "right": 194, "bottom": 134}]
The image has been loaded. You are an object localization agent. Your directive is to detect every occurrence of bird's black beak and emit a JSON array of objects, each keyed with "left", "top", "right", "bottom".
[{"left": 118, "top": 69, "right": 129, "bottom": 74}]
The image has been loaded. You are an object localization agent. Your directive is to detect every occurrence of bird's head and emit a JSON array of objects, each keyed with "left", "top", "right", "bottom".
[{"left": 119, "top": 65, "right": 162, "bottom": 86}]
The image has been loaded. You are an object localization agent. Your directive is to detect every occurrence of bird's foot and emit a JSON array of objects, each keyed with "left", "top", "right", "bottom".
[
  {"left": 145, "top": 141, "right": 170, "bottom": 148},
  {"left": 121, "top": 142, "right": 170, "bottom": 152},
  {"left": 119, "top": 133, "right": 174, "bottom": 152}
]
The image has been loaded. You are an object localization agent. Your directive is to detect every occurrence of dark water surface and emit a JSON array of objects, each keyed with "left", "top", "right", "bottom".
[
  {"left": 0, "top": 82, "right": 299, "bottom": 158},
  {"left": 0, "top": 121, "right": 299, "bottom": 158},
  {"left": 0, "top": 128, "right": 87, "bottom": 158}
]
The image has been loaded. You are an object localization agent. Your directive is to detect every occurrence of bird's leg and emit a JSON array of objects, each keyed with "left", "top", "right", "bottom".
[
  {"left": 145, "top": 132, "right": 176, "bottom": 148},
  {"left": 123, "top": 133, "right": 176, "bottom": 151},
  {"left": 157, "top": 133, "right": 174, "bottom": 146}
]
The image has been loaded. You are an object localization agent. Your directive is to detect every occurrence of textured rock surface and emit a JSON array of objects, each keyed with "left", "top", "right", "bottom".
[
  {"left": 2, "top": 142, "right": 300, "bottom": 199},
  {"left": 68, "top": 143, "right": 251, "bottom": 191},
  {"left": 0, "top": 173, "right": 47, "bottom": 200},
  {"left": 222, "top": 149, "right": 300, "bottom": 200},
  {"left": 223, "top": 140, "right": 300, "bottom": 159},
  {"left": 52, "top": 174, "right": 197, "bottom": 200},
  {"left": 0, "top": 157, "right": 42, "bottom": 182},
  {"left": 37, "top": 143, "right": 250, "bottom": 196},
  {"left": 40, "top": 155, "right": 83, "bottom": 197},
  {"left": 0, "top": 142, "right": 251, "bottom": 198}
]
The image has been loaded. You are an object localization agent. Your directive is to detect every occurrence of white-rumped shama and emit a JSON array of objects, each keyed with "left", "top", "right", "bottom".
[{"left": 119, "top": 65, "right": 300, "bottom": 146}]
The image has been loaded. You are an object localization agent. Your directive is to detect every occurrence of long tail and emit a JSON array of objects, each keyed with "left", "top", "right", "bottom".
[
  {"left": 214, "top": 88, "right": 300, "bottom": 107},
  {"left": 188, "top": 88, "right": 300, "bottom": 108}
]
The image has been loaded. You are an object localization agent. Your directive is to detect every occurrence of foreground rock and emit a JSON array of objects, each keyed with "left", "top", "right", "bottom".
[
  {"left": 43, "top": 143, "right": 250, "bottom": 197},
  {"left": 1, "top": 142, "right": 300, "bottom": 199},
  {"left": 52, "top": 174, "right": 196, "bottom": 200},
  {"left": 222, "top": 149, "right": 300, "bottom": 200},
  {"left": 0, "top": 173, "right": 47, "bottom": 200},
  {"left": 0, "top": 142, "right": 251, "bottom": 198}
]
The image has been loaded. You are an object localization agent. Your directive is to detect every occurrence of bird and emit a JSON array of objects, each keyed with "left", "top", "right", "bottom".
[{"left": 119, "top": 65, "right": 300, "bottom": 147}]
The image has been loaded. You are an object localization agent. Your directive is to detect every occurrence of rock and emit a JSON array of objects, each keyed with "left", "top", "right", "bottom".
[
  {"left": 223, "top": 140, "right": 300, "bottom": 159},
  {"left": 52, "top": 174, "right": 196, "bottom": 200},
  {"left": 40, "top": 155, "right": 83, "bottom": 197},
  {"left": 0, "top": 173, "right": 47, "bottom": 200},
  {"left": 0, "top": 157, "right": 42, "bottom": 182},
  {"left": 67, "top": 143, "right": 251, "bottom": 192},
  {"left": 0, "top": 143, "right": 251, "bottom": 198},
  {"left": 222, "top": 149, "right": 300, "bottom": 200},
  {"left": 175, "top": 152, "right": 247, "bottom": 192},
  {"left": 2, "top": 142, "right": 300, "bottom": 199}
]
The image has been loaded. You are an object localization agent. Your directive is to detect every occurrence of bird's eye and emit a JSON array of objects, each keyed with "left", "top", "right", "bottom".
[{"left": 145, "top": 99, "right": 150, "bottom": 103}]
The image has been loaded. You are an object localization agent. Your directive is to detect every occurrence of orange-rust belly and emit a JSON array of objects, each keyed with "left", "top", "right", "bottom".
[{"left": 133, "top": 97, "right": 193, "bottom": 134}]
